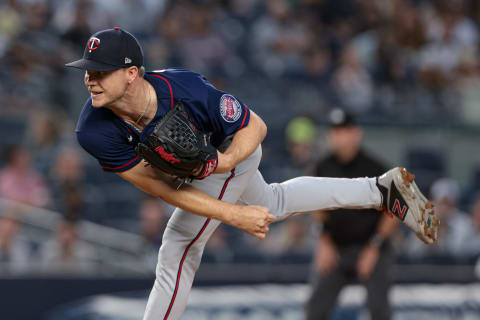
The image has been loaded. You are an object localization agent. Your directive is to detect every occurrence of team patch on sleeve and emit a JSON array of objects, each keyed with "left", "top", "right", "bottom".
[{"left": 219, "top": 94, "right": 242, "bottom": 123}]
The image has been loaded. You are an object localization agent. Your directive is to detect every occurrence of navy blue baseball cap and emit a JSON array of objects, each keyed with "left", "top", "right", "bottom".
[{"left": 65, "top": 27, "right": 144, "bottom": 71}]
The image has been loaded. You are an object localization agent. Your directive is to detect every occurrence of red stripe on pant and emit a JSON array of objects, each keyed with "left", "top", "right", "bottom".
[{"left": 163, "top": 169, "right": 236, "bottom": 320}]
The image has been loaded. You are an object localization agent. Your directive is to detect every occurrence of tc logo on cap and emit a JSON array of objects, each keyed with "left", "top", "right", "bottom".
[
  {"left": 65, "top": 28, "right": 144, "bottom": 71},
  {"left": 87, "top": 37, "right": 101, "bottom": 52}
]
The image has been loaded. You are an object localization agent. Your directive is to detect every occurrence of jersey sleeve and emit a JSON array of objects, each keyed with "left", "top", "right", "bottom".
[
  {"left": 76, "top": 101, "right": 142, "bottom": 173},
  {"left": 205, "top": 83, "right": 251, "bottom": 137},
  {"left": 77, "top": 130, "right": 141, "bottom": 172}
]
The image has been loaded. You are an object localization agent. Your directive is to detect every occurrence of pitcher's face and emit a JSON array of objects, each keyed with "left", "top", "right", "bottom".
[{"left": 84, "top": 69, "right": 129, "bottom": 107}]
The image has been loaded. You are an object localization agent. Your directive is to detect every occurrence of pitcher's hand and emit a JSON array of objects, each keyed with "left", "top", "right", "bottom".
[{"left": 229, "top": 205, "right": 275, "bottom": 239}]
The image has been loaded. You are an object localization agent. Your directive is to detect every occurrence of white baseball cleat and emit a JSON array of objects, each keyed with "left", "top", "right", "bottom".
[{"left": 376, "top": 167, "right": 439, "bottom": 244}]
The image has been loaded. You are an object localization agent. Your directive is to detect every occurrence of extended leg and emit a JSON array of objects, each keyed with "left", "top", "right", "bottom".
[
  {"left": 240, "top": 167, "right": 438, "bottom": 244},
  {"left": 239, "top": 170, "right": 382, "bottom": 220}
]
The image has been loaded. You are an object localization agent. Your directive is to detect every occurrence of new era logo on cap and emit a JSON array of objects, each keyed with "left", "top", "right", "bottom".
[{"left": 65, "top": 27, "right": 144, "bottom": 71}]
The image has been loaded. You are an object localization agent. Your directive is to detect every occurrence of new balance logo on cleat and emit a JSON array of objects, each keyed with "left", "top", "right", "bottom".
[
  {"left": 389, "top": 182, "right": 408, "bottom": 221},
  {"left": 377, "top": 167, "right": 439, "bottom": 244}
]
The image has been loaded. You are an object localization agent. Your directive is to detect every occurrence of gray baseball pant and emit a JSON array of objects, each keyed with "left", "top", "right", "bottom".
[{"left": 142, "top": 146, "right": 382, "bottom": 320}]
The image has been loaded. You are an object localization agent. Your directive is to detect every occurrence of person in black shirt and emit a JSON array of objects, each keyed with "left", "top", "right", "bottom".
[{"left": 306, "top": 109, "right": 399, "bottom": 320}]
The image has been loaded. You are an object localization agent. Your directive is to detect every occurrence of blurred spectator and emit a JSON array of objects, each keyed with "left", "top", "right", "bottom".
[
  {"left": 306, "top": 109, "right": 396, "bottom": 320},
  {"left": 424, "top": 0, "right": 478, "bottom": 48},
  {"left": 301, "top": 44, "right": 332, "bottom": 83},
  {"left": 0, "top": 40, "right": 52, "bottom": 112},
  {"left": 18, "top": 1, "right": 65, "bottom": 74},
  {"left": 0, "top": 207, "right": 31, "bottom": 273},
  {"left": 24, "top": 108, "right": 71, "bottom": 176},
  {"left": 404, "top": 178, "right": 472, "bottom": 258},
  {"left": 147, "top": 2, "right": 189, "bottom": 68},
  {"left": 0, "top": 145, "right": 50, "bottom": 207},
  {"left": 57, "top": 0, "right": 94, "bottom": 52},
  {"left": 0, "top": 0, "right": 23, "bottom": 57},
  {"left": 225, "top": 0, "right": 261, "bottom": 22},
  {"left": 418, "top": 29, "right": 464, "bottom": 92},
  {"left": 354, "top": 0, "right": 388, "bottom": 32},
  {"left": 300, "top": 0, "right": 357, "bottom": 55},
  {"left": 415, "top": 1, "right": 478, "bottom": 120},
  {"left": 176, "top": 2, "right": 241, "bottom": 76},
  {"left": 39, "top": 218, "right": 98, "bottom": 274},
  {"left": 49, "top": 146, "right": 86, "bottom": 221},
  {"left": 97, "top": 0, "right": 166, "bottom": 37},
  {"left": 371, "top": 22, "right": 418, "bottom": 116},
  {"left": 250, "top": 0, "right": 311, "bottom": 76},
  {"left": 331, "top": 43, "right": 374, "bottom": 114},
  {"left": 392, "top": 0, "right": 427, "bottom": 51},
  {"left": 453, "top": 49, "right": 480, "bottom": 125},
  {"left": 372, "top": 1, "right": 426, "bottom": 88},
  {"left": 51, "top": 0, "right": 113, "bottom": 37},
  {"left": 280, "top": 116, "right": 318, "bottom": 179}
]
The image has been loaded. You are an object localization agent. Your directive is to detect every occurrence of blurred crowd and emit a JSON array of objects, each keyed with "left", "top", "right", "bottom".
[
  {"left": 1, "top": 0, "right": 480, "bottom": 275},
  {"left": 3, "top": 0, "right": 480, "bottom": 123}
]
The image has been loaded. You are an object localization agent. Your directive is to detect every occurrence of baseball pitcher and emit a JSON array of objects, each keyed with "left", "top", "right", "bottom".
[{"left": 66, "top": 28, "right": 438, "bottom": 320}]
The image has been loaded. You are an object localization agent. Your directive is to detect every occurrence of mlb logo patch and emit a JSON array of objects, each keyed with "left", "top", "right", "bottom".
[{"left": 220, "top": 94, "right": 242, "bottom": 123}]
